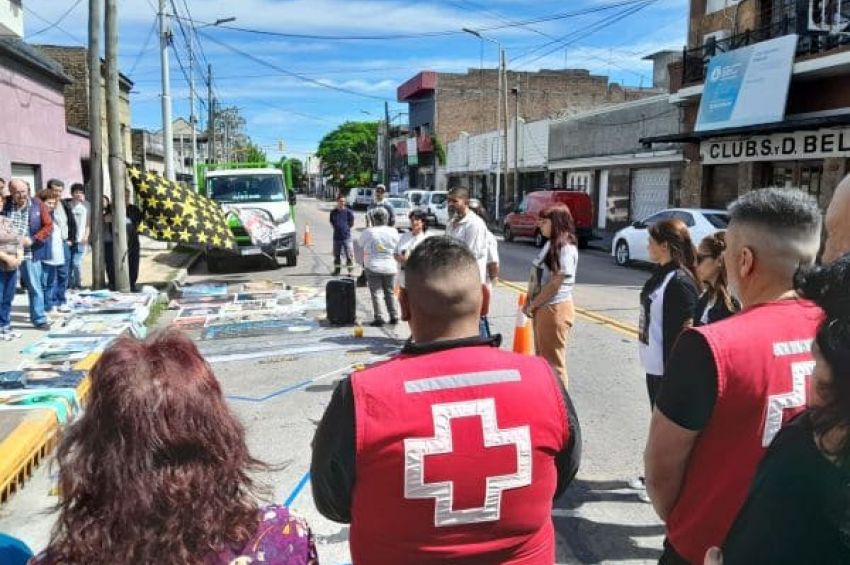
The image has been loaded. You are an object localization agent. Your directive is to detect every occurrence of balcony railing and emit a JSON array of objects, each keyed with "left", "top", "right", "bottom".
[{"left": 682, "top": 18, "right": 850, "bottom": 86}]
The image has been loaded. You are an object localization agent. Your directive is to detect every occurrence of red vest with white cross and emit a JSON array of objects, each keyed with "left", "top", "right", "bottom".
[
  {"left": 349, "top": 345, "right": 571, "bottom": 565},
  {"left": 666, "top": 299, "right": 823, "bottom": 563}
]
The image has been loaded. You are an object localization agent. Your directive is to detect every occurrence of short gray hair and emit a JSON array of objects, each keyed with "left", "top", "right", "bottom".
[
  {"left": 728, "top": 188, "right": 822, "bottom": 270},
  {"left": 368, "top": 206, "right": 389, "bottom": 226}
]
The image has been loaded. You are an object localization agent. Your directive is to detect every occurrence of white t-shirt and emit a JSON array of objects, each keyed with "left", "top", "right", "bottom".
[
  {"left": 396, "top": 231, "right": 429, "bottom": 287},
  {"left": 71, "top": 200, "right": 90, "bottom": 244},
  {"left": 532, "top": 241, "right": 578, "bottom": 305},
  {"left": 446, "top": 211, "right": 489, "bottom": 283},
  {"left": 359, "top": 226, "right": 400, "bottom": 275}
]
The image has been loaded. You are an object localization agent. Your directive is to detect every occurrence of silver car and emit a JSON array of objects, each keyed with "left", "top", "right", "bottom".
[{"left": 386, "top": 197, "right": 413, "bottom": 231}]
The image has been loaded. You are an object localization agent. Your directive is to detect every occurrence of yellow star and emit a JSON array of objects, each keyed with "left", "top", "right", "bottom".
[
  {"left": 196, "top": 231, "right": 208, "bottom": 244},
  {"left": 146, "top": 196, "right": 158, "bottom": 210},
  {"left": 156, "top": 212, "right": 169, "bottom": 226},
  {"left": 145, "top": 171, "right": 157, "bottom": 182},
  {"left": 178, "top": 228, "right": 191, "bottom": 242},
  {"left": 178, "top": 198, "right": 197, "bottom": 218},
  {"left": 156, "top": 181, "right": 169, "bottom": 196},
  {"left": 211, "top": 234, "right": 223, "bottom": 247},
  {"left": 161, "top": 226, "right": 175, "bottom": 240},
  {"left": 185, "top": 215, "right": 199, "bottom": 229},
  {"left": 128, "top": 167, "right": 141, "bottom": 180},
  {"left": 137, "top": 181, "right": 150, "bottom": 195},
  {"left": 162, "top": 198, "right": 175, "bottom": 211}
]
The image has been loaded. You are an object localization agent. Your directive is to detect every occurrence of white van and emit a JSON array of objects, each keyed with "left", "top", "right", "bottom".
[
  {"left": 348, "top": 187, "right": 375, "bottom": 210},
  {"left": 403, "top": 190, "right": 427, "bottom": 208},
  {"left": 418, "top": 190, "right": 449, "bottom": 226},
  {"left": 204, "top": 168, "right": 298, "bottom": 270}
]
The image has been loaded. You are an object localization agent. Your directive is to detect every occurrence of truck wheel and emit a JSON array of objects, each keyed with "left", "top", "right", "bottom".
[
  {"left": 534, "top": 230, "right": 545, "bottom": 248},
  {"left": 504, "top": 226, "right": 514, "bottom": 242},
  {"left": 286, "top": 252, "right": 298, "bottom": 267}
]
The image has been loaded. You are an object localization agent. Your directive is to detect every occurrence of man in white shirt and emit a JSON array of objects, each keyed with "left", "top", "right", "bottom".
[
  {"left": 446, "top": 187, "right": 493, "bottom": 336},
  {"left": 68, "top": 183, "right": 90, "bottom": 290}
]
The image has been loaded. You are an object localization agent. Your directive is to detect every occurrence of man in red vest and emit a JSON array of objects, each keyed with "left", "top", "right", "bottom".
[
  {"left": 645, "top": 188, "right": 824, "bottom": 564},
  {"left": 311, "top": 236, "right": 580, "bottom": 565}
]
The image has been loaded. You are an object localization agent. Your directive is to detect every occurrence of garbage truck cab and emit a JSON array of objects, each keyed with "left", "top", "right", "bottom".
[{"left": 203, "top": 167, "right": 298, "bottom": 271}]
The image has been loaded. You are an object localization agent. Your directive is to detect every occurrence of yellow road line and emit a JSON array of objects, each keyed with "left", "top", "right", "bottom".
[{"left": 498, "top": 279, "right": 639, "bottom": 339}]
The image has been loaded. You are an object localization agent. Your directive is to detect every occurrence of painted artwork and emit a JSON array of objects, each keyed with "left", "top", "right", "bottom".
[
  {"left": 234, "top": 292, "right": 280, "bottom": 303},
  {"left": 168, "top": 295, "right": 234, "bottom": 310},
  {"left": 202, "top": 317, "right": 319, "bottom": 340},
  {"left": 173, "top": 306, "right": 223, "bottom": 328},
  {"left": 178, "top": 283, "right": 229, "bottom": 297},
  {"left": 22, "top": 337, "right": 114, "bottom": 361},
  {"left": 0, "top": 369, "right": 86, "bottom": 390}
]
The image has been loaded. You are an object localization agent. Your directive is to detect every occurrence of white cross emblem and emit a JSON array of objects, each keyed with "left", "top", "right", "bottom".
[{"left": 404, "top": 398, "right": 532, "bottom": 527}]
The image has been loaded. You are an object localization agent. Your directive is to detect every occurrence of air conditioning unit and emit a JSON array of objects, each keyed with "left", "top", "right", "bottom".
[{"left": 809, "top": 0, "right": 850, "bottom": 34}]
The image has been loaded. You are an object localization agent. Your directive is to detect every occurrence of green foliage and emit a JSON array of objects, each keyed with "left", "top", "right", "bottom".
[
  {"left": 287, "top": 157, "right": 305, "bottom": 188},
  {"left": 236, "top": 142, "right": 267, "bottom": 164},
  {"left": 316, "top": 121, "right": 379, "bottom": 188},
  {"left": 432, "top": 136, "right": 446, "bottom": 166}
]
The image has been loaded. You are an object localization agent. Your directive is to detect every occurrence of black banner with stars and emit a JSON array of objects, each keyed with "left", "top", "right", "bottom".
[{"left": 127, "top": 166, "right": 236, "bottom": 250}]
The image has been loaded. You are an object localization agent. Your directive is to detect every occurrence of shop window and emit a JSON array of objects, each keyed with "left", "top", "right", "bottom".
[
  {"left": 765, "top": 162, "right": 822, "bottom": 199},
  {"left": 799, "top": 165, "right": 822, "bottom": 199}
]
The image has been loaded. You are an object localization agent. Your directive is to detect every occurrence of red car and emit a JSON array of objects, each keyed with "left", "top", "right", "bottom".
[{"left": 503, "top": 190, "right": 594, "bottom": 248}]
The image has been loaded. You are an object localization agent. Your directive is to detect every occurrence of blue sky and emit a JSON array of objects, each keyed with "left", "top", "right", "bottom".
[{"left": 23, "top": 0, "right": 687, "bottom": 162}]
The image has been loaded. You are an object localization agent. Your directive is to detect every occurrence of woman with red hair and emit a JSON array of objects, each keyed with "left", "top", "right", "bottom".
[
  {"left": 32, "top": 331, "right": 318, "bottom": 565},
  {"left": 524, "top": 203, "right": 579, "bottom": 387}
]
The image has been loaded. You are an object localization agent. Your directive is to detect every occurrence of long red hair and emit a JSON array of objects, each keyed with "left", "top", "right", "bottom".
[{"left": 42, "top": 331, "right": 263, "bottom": 564}]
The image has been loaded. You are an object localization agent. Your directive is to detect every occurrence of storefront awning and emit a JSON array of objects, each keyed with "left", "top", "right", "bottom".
[{"left": 641, "top": 113, "right": 850, "bottom": 145}]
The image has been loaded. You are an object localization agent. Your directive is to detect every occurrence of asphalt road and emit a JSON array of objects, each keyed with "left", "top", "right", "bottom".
[{"left": 0, "top": 197, "right": 663, "bottom": 564}]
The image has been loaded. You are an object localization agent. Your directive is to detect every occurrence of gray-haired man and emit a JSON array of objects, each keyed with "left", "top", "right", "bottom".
[{"left": 358, "top": 206, "right": 400, "bottom": 326}]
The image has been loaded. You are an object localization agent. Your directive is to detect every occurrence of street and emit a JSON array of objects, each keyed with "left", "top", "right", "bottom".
[{"left": 182, "top": 197, "right": 660, "bottom": 564}]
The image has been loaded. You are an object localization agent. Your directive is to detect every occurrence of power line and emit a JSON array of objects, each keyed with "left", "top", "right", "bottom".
[
  {"left": 127, "top": 16, "right": 159, "bottom": 78},
  {"left": 28, "top": 0, "right": 84, "bottom": 39},
  {"left": 197, "top": 30, "right": 393, "bottom": 102},
  {"left": 22, "top": 4, "right": 83, "bottom": 44},
  {"left": 174, "top": 0, "right": 651, "bottom": 41}
]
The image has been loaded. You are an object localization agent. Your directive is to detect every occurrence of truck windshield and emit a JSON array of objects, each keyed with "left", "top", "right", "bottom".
[{"left": 207, "top": 174, "right": 284, "bottom": 203}]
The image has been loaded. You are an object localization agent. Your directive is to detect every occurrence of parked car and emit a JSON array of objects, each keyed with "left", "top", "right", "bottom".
[
  {"left": 611, "top": 208, "right": 729, "bottom": 266},
  {"left": 347, "top": 187, "right": 375, "bottom": 210},
  {"left": 386, "top": 197, "right": 413, "bottom": 231},
  {"left": 417, "top": 190, "right": 449, "bottom": 226},
  {"left": 503, "top": 190, "right": 594, "bottom": 248},
  {"left": 403, "top": 190, "right": 427, "bottom": 208}
]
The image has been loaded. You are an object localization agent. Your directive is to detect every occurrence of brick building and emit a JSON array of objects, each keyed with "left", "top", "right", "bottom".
[
  {"left": 644, "top": 0, "right": 850, "bottom": 210},
  {"left": 35, "top": 45, "right": 133, "bottom": 166},
  {"left": 396, "top": 66, "right": 664, "bottom": 202}
]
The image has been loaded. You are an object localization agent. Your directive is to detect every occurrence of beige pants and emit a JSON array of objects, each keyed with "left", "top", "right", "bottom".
[{"left": 533, "top": 299, "right": 575, "bottom": 388}]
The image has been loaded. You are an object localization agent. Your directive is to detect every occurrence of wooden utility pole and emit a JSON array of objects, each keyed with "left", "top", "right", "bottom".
[
  {"left": 88, "top": 0, "right": 105, "bottom": 289},
  {"left": 384, "top": 101, "right": 391, "bottom": 187},
  {"left": 105, "top": 0, "right": 130, "bottom": 292},
  {"left": 513, "top": 78, "right": 520, "bottom": 199},
  {"left": 500, "top": 50, "right": 509, "bottom": 214}
]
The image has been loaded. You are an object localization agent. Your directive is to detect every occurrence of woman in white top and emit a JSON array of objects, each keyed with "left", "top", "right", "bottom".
[
  {"left": 359, "top": 207, "right": 400, "bottom": 327},
  {"left": 394, "top": 209, "right": 430, "bottom": 289},
  {"left": 38, "top": 190, "right": 67, "bottom": 317},
  {"left": 523, "top": 204, "right": 579, "bottom": 388}
]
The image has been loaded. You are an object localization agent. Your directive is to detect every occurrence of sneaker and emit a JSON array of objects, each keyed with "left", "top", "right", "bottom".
[
  {"left": 627, "top": 477, "right": 646, "bottom": 490},
  {"left": 34, "top": 321, "right": 52, "bottom": 330},
  {"left": 369, "top": 319, "right": 384, "bottom": 327},
  {"left": 332, "top": 267, "right": 341, "bottom": 276},
  {"left": 637, "top": 490, "right": 652, "bottom": 503},
  {"left": 57, "top": 305, "right": 71, "bottom": 313}
]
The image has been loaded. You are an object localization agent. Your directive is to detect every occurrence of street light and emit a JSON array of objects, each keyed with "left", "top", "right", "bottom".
[{"left": 462, "top": 27, "right": 508, "bottom": 220}]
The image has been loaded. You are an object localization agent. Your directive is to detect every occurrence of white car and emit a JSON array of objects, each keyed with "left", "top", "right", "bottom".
[
  {"left": 347, "top": 187, "right": 375, "bottom": 210},
  {"left": 386, "top": 197, "right": 413, "bottom": 231},
  {"left": 612, "top": 208, "right": 729, "bottom": 266},
  {"left": 418, "top": 190, "right": 449, "bottom": 226}
]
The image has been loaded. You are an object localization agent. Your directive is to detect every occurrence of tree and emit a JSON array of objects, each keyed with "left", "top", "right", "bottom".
[
  {"left": 286, "top": 157, "right": 305, "bottom": 188},
  {"left": 316, "top": 121, "right": 378, "bottom": 189},
  {"left": 237, "top": 141, "right": 267, "bottom": 163}
]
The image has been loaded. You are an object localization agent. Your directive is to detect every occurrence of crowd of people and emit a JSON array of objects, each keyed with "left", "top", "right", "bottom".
[{"left": 2, "top": 172, "right": 850, "bottom": 564}]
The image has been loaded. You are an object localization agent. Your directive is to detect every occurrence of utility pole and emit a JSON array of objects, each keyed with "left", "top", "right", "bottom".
[
  {"left": 88, "top": 0, "right": 105, "bottom": 289},
  {"left": 384, "top": 101, "right": 391, "bottom": 188},
  {"left": 207, "top": 64, "right": 215, "bottom": 163},
  {"left": 513, "top": 78, "right": 520, "bottom": 200},
  {"left": 189, "top": 40, "right": 198, "bottom": 191},
  {"left": 106, "top": 0, "right": 130, "bottom": 292},
  {"left": 494, "top": 59, "right": 502, "bottom": 219},
  {"left": 501, "top": 49, "right": 509, "bottom": 216},
  {"left": 159, "top": 0, "right": 175, "bottom": 181}
]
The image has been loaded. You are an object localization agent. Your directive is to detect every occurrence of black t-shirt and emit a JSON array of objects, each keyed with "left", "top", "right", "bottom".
[
  {"left": 310, "top": 335, "right": 582, "bottom": 523},
  {"left": 656, "top": 330, "right": 718, "bottom": 431},
  {"left": 722, "top": 413, "right": 850, "bottom": 564}
]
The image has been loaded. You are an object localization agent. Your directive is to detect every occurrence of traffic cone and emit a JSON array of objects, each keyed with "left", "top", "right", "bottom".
[
  {"left": 303, "top": 224, "right": 313, "bottom": 246},
  {"left": 512, "top": 293, "right": 534, "bottom": 355}
]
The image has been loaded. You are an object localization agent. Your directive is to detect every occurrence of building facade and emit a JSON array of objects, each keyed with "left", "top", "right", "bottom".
[
  {"left": 170, "top": 117, "right": 208, "bottom": 182},
  {"left": 646, "top": 0, "right": 850, "bottom": 210},
  {"left": 397, "top": 67, "right": 665, "bottom": 198},
  {"left": 130, "top": 129, "right": 166, "bottom": 175}
]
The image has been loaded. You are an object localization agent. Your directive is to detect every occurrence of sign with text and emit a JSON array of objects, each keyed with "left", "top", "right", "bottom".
[
  {"left": 696, "top": 35, "right": 798, "bottom": 132},
  {"left": 701, "top": 127, "right": 850, "bottom": 164},
  {"left": 406, "top": 137, "right": 419, "bottom": 166}
]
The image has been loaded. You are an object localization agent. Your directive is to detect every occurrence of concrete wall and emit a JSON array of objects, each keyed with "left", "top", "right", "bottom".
[
  {"left": 0, "top": 0, "right": 22, "bottom": 39},
  {"left": 549, "top": 96, "right": 680, "bottom": 161},
  {"left": 0, "top": 56, "right": 88, "bottom": 188}
]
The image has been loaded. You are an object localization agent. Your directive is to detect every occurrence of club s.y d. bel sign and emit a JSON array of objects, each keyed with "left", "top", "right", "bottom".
[
  {"left": 701, "top": 127, "right": 850, "bottom": 164},
  {"left": 696, "top": 35, "right": 798, "bottom": 132}
]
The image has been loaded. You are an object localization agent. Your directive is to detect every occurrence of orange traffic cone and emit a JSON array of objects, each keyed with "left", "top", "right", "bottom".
[
  {"left": 303, "top": 224, "right": 313, "bottom": 246},
  {"left": 512, "top": 293, "right": 534, "bottom": 355}
]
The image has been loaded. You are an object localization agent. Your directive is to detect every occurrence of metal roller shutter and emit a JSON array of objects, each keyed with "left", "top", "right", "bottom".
[{"left": 630, "top": 167, "right": 670, "bottom": 221}]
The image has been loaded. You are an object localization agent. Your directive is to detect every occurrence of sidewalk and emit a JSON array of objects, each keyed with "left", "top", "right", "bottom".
[{"left": 0, "top": 239, "right": 200, "bottom": 371}]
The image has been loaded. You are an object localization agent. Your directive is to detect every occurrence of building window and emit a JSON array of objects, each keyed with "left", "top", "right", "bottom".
[{"left": 765, "top": 161, "right": 823, "bottom": 199}]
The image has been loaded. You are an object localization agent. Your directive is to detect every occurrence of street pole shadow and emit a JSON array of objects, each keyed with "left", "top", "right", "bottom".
[{"left": 554, "top": 479, "right": 664, "bottom": 563}]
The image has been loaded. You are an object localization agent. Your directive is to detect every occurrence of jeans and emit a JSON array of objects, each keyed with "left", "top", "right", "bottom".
[
  {"left": 365, "top": 269, "right": 398, "bottom": 322},
  {"left": 42, "top": 263, "right": 61, "bottom": 311},
  {"left": 0, "top": 269, "right": 17, "bottom": 329},
  {"left": 52, "top": 241, "right": 70, "bottom": 306},
  {"left": 19, "top": 259, "right": 47, "bottom": 326},
  {"left": 479, "top": 316, "right": 491, "bottom": 338},
  {"left": 69, "top": 242, "right": 86, "bottom": 290},
  {"left": 333, "top": 239, "right": 354, "bottom": 273}
]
